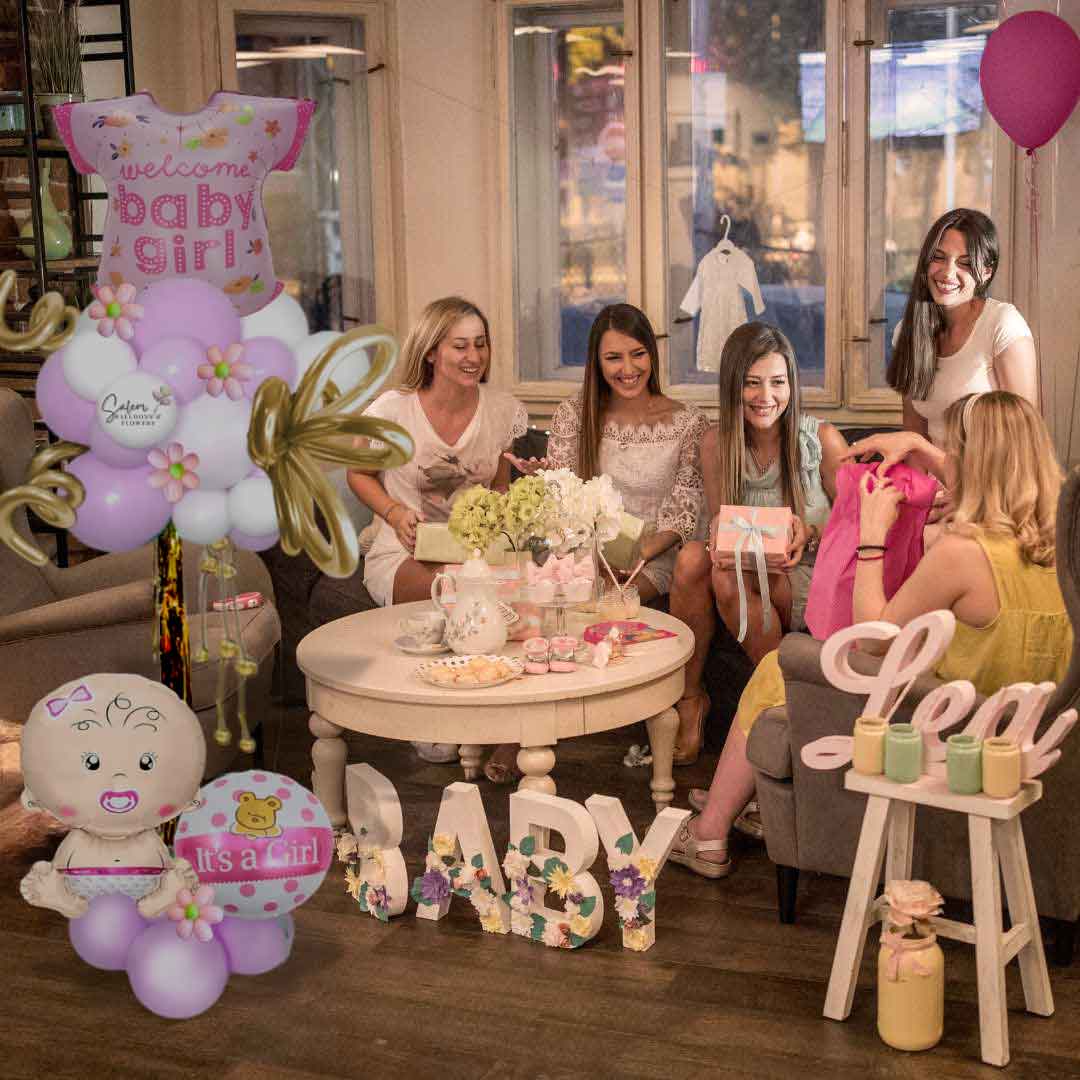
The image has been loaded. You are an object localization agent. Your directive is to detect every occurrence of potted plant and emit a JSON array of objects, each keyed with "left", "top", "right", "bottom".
[{"left": 30, "top": 0, "right": 84, "bottom": 139}]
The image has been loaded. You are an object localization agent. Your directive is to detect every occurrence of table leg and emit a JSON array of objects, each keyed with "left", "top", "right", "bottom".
[
  {"left": 459, "top": 744, "right": 484, "bottom": 782},
  {"left": 970, "top": 814, "right": 1009, "bottom": 1067},
  {"left": 517, "top": 745, "right": 556, "bottom": 796},
  {"left": 309, "top": 711, "right": 347, "bottom": 829},
  {"left": 646, "top": 707, "right": 678, "bottom": 814}
]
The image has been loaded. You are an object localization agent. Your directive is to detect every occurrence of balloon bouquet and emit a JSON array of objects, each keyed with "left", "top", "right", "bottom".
[{"left": 1, "top": 91, "right": 416, "bottom": 1016}]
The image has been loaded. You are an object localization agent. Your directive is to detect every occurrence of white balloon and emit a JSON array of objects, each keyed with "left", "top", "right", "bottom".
[
  {"left": 227, "top": 476, "right": 278, "bottom": 537},
  {"left": 293, "top": 329, "right": 378, "bottom": 401},
  {"left": 95, "top": 371, "right": 178, "bottom": 449},
  {"left": 172, "top": 490, "right": 230, "bottom": 545},
  {"left": 167, "top": 393, "right": 253, "bottom": 491},
  {"left": 64, "top": 332, "right": 138, "bottom": 401},
  {"left": 73, "top": 305, "right": 101, "bottom": 339},
  {"left": 240, "top": 291, "right": 308, "bottom": 346}
]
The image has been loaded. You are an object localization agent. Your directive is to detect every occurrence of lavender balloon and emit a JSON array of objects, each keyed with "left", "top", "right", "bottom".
[
  {"left": 68, "top": 454, "right": 171, "bottom": 552},
  {"left": 126, "top": 919, "right": 230, "bottom": 1019},
  {"left": 239, "top": 337, "right": 296, "bottom": 396},
  {"left": 88, "top": 421, "right": 151, "bottom": 470},
  {"left": 139, "top": 336, "right": 209, "bottom": 404},
  {"left": 229, "top": 528, "right": 280, "bottom": 552},
  {"left": 216, "top": 914, "right": 294, "bottom": 975},
  {"left": 130, "top": 278, "right": 242, "bottom": 355},
  {"left": 68, "top": 894, "right": 148, "bottom": 971},
  {"left": 36, "top": 351, "right": 94, "bottom": 444}
]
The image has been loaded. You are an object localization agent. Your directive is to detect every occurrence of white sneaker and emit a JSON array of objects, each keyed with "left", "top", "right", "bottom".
[{"left": 412, "top": 742, "right": 460, "bottom": 764}]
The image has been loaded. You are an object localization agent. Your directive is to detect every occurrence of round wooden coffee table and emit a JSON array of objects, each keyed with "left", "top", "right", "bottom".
[{"left": 296, "top": 601, "right": 694, "bottom": 827}]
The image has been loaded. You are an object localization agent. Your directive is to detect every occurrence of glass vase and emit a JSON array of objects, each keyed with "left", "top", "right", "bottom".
[
  {"left": 946, "top": 734, "right": 982, "bottom": 795},
  {"left": 982, "top": 737, "right": 1021, "bottom": 799},
  {"left": 884, "top": 723, "right": 923, "bottom": 784}
]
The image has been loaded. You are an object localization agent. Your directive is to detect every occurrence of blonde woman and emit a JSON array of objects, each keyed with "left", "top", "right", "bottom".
[
  {"left": 670, "top": 391, "right": 1072, "bottom": 879},
  {"left": 667, "top": 322, "right": 847, "bottom": 764}
]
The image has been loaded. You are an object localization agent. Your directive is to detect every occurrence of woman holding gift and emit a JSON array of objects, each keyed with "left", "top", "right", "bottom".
[
  {"left": 669, "top": 392, "right": 1071, "bottom": 879},
  {"left": 538, "top": 303, "right": 710, "bottom": 603},
  {"left": 667, "top": 322, "right": 848, "bottom": 765}
]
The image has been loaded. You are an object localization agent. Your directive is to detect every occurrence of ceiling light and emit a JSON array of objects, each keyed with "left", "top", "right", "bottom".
[{"left": 514, "top": 25, "right": 555, "bottom": 35}]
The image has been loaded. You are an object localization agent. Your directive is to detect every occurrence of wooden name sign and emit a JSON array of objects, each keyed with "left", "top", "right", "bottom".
[{"left": 801, "top": 610, "right": 1078, "bottom": 780}]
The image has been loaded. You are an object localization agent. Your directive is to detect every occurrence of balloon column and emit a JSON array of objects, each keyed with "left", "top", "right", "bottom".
[{"left": 19, "top": 674, "right": 331, "bottom": 1019}]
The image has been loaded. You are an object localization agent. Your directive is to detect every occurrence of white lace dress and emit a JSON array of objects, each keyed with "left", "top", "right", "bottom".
[
  {"left": 360, "top": 387, "right": 528, "bottom": 607},
  {"left": 547, "top": 398, "right": 710, "bottom": 595}
]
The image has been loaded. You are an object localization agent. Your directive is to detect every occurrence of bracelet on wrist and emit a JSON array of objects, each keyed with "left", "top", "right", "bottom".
[
  {"left": 385, "top": 502, "right": 401, "bottom": 525},
  {"left": 856, "top": 552, "right": 885, "bottom": 562},
  {"left": 856, "top": 543, "right": 886, "bottom": 552}
]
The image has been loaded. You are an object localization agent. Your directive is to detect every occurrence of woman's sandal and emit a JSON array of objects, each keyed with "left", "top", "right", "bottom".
[
  {"left": 668, "top": 816, "right": 732, "bottom": 879},
  {"left": 483, "top": 746, "right": 522, "bottom": 785},
  {"left": 673, "top": 692, "right": 710, "bottom": 767},
  {"left": 687, "top": 789, "right": 764, "bottom": 841}
]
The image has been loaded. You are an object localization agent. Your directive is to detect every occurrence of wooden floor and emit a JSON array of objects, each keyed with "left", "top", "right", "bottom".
[{"left": 4, "top": 703, "right": 1080, "bottom": 1080}]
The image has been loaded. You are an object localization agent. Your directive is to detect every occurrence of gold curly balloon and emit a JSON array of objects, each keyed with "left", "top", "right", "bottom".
[
  {"left": 249, "top": 325, "right": 414, "bottom": 578},
  {"left": 0, "top": 269, "right": 79, "bottom": 353}
]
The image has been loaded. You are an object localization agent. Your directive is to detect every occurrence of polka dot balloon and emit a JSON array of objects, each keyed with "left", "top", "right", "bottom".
[{"left": 175, "top": 770, "right": 333, "bottom": 919}]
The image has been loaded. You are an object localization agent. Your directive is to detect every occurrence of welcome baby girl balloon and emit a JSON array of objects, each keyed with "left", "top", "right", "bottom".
[{"left": 53, "top": 92, "right": 315, "bottom": 315}]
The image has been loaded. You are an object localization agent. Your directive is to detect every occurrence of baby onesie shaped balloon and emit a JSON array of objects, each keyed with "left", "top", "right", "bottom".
[
  {"left": 19, "top": 674, "right": 206, "bottom": 920},
  {"left": 52, "top": 91, "right": 315, "bottom": 315}
]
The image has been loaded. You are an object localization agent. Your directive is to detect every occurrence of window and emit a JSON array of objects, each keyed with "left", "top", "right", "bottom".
[{"left": 499, "top": 0, "right": 1006, "bottom": 421}]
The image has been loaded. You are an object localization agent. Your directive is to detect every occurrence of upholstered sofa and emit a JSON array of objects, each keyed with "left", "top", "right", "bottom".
[
  {"left": 746, "top": 466, "right": 1080, "bottom": 958},
  {"left": 0, "top": 389, "right": 281, "bottom": 782}
]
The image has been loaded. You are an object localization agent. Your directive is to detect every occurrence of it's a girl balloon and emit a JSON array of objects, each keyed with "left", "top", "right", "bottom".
[{"left": 53, "top": 92, "right": 315, "bottom": 315}]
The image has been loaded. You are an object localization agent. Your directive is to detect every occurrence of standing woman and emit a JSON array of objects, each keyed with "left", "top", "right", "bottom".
[
  {"left": 349, "top": 296, "right": 527, "bottom": 608},
  {"left": 888, "top": 208, "right": 1037, "bottom": 446},
  {"left": 667, "top": 323, "right": 847, "bottom": 764},
  {"left": 537, "top": 303, "right": 711, "bottom": 603}
]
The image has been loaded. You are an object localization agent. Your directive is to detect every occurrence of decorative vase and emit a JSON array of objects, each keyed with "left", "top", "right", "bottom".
[
  {"left": 946, "top": 734, "right": 982, "bottom": 795},
  {"left": 853, "top": 716, "right": 887, "bottom": 775},
  {"left": 18, "top": 159, "right": 73, "bottom": 261},
  {"left": 982, "top": 737, "right": 1021, "bottom": 799},
  {"left": 37, "top": 92, "right": 82, "bottom": 141},
  {"left": 877, "top": 927, "right": 945, "bottom": 1051},
  {"left": 884, "top": 723, "right": 923, "bottom": 784}
]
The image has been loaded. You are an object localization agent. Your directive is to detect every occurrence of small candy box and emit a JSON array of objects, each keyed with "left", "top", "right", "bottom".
[
  {"left": 523, "top": 637, "right": 550, "bottom": 675},
  {"left": 713, "top": 505, "right": 792, "bottom": 569},
  {"left": 549, "top": 635, "right": 578, "bottom": 673}
]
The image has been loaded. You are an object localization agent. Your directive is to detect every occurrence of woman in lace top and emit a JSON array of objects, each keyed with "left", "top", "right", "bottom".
[
  {"left": 667, "top": 322, "right": 847, "bottom": 766},
  {"left": 543, "top": 303, "right": 710, "bottom": 602}
]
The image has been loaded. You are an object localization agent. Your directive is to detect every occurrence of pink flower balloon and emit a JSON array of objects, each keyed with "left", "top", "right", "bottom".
[{"left": 980, "top": 12, "right": 1080, "bottom": 151}]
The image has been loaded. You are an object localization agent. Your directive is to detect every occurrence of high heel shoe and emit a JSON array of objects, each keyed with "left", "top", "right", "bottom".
[{"left": 673, "top": 692, "right": 709, "bottom": 766}]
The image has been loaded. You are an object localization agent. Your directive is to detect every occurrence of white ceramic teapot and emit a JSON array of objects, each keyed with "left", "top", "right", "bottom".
[{"left": 431, "top": 551, "right": 508, "bottom": 656}]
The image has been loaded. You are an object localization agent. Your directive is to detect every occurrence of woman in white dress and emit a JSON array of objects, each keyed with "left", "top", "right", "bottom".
[
  {"left": 349, "top": 297, "right": 527, "bottom": 764},
  {"left": 543, "top": 303, "right": 710, "bottom": 602}
]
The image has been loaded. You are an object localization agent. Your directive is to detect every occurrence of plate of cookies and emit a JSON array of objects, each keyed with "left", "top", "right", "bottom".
[{"left": 416, "top": 654, "right": 524, "bottom": 689}]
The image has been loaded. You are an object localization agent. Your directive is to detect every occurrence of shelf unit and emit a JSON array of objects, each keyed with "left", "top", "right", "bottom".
[{"left": 0, "top": 0, "right": 134, "bottom": 565}]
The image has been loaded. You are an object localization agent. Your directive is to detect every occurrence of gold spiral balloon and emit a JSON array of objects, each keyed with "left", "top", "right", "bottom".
[
  {"left": 248, "top": 325, "right": 414, "bottom": 578},
  {"left": 0, "top": 269, "right": 79, "bottom": 353}
]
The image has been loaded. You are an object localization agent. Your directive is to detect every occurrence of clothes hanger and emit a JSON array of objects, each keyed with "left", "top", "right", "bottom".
[{"left": 718, "top": 213, "right": 732, "bottom": 253}]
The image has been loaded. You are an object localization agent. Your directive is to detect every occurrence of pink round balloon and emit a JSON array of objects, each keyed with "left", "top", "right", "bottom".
[
  {"left": 88, "top": 420, "right": 151, "bottom": 469},
  {"left": 125, "top": 919, "right": 230, "bottom": 1020},
  {"left": 68, "top": 893, "right": 149, "bottom": 971},
  {"left": 237, "top": 337, "right": 296, "bottom": 397},
  {"left": 139, "top": 336, "right": 208, "bottom": 404},
  {"left": 130, "top": 278, "right": 242, "bottom": 355},
  {"left": 68, "top": 453, "right": 172, "bottom": 552},
  {"left": 980, "top": 12, "right": 1080, "bottom": 150},
  {"left": 216, "top": 914, "right": 294, "bottom": 975},
  {"left": 36, "top": 350, "right": 94, "bottom": 444}
]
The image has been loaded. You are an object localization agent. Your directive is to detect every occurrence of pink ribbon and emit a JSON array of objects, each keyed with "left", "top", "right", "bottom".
[
  {"left": 46, "top": 684, "right": 92, "bottom": 717},
  {"left": 880, "top": 927, "right": 936, "bottom": 981},
  {"left": 176, "top": 826, "right": 332, "bottom": 883}
]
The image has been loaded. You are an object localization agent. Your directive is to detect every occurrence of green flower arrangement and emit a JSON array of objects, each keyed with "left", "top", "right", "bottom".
[
  {"left": 447, "top": 485, "right": 507, "bottom": 555},
  {"left": 503, "top": 475, "right": 551, "bottom": 550}
]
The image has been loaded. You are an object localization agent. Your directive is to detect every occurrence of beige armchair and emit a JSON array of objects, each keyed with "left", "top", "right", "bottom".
[
  {"left": 747, "top": 466, "right": 1080, "bottom": 960},
  {"left": 0, "top": 389, "right": 282, "bottom": 781}
]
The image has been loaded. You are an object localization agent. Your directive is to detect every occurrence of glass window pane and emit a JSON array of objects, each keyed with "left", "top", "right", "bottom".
[
  {"left": 235, "top": 13, "right": 375, "bottom": 333},
  {"left": 869, "top": 3, "right": 997, "bottom": 387},
  {"left": 665, "top": 0, "right": 828, "bottom": 387},
  {"left": 511, "top": 6, "right": 626, "bottom": 380}
]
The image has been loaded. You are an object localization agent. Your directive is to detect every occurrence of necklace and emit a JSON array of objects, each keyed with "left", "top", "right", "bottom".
[{"left": 749, "top": 444, "right": 777, "bottom": 474}]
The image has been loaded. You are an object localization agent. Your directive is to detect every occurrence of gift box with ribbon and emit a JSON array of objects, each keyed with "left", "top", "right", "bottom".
[{"left": 712, "top": 505, "right": 793, "bottom": 642}]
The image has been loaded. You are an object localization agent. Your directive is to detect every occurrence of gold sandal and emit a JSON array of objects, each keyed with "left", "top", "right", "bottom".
[
  {"left": 673, "top": 693, "right": 710, "bottom": 766},
  {"left": 668, "top": 816, "right": 732, "bottom": 879}
]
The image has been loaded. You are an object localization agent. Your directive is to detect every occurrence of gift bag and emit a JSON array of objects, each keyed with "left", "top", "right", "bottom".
[{"left": 804, "top": 463, "right": 939, "bottom": 640}]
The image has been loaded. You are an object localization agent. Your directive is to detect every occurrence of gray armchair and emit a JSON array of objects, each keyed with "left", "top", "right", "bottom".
[{"left": 747, "top": 465, "right": 1080, "bottom": 957}]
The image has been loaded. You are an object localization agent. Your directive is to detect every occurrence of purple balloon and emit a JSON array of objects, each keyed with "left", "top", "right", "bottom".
[
  {"left": 980, "top": 13, "right": 1080, "bottom": 150},
  {"left": 68, "top": 454, "right": 172, "bottom": 552},
  {"left": 239, "top": 337, "right": 296, "bottom": 398},
  {"left": 139, "top": 336, "right": 208, "bottom": 404},
  {"left": 216, "top": 914, "right": 294, "bottom": 975},
  {"left": 229, "top": 528, "right": 280, "bottom": 552},
  {"left": 36, "top": 350, "right": 94, "bottom": 443},
  {"left": 126, "top": 919, "right": 230, "bottom": 1019},
  {"left": 130, "top": 278, "right": 242, "bottom": 355},
  {"left": 68, "top": 893, "right": 149, "bottom": 971},
  {"left": 88, "top": 420, "right": 151, "bottom": 469}
]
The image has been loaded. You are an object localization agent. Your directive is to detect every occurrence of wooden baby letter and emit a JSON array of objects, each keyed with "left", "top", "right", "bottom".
[{"left": 344, "top": 763, "right": 409, "bottom": 919}]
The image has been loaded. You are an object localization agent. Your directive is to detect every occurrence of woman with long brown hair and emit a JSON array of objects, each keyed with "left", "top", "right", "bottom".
[{"left": 666, "top": 322, "right": 847, "bottom": 765}]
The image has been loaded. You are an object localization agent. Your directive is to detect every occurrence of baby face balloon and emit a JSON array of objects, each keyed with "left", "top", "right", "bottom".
[
  {"left": 22, "top": 674, "right": 206, "bottom": 837},
  {"left": 53, "top": 92, "right": 315, "bottom": 316}
]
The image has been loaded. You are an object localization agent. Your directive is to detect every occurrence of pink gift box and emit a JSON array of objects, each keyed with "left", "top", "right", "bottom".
[{"left": 713, "top": 505, "right": 793, "bottom": 566}]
